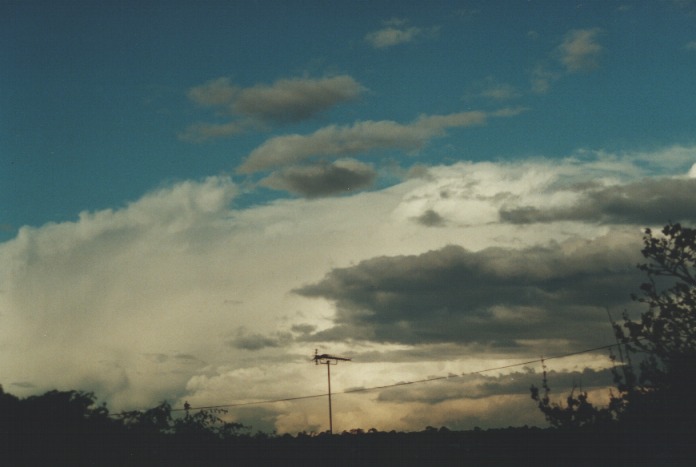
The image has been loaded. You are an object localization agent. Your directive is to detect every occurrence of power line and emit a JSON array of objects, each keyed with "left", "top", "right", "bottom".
[{"left": 161, "top": 341, "right": 621, "bottom": 414}]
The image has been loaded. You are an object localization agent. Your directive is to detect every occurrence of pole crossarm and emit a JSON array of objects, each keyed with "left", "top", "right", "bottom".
[{"left": 313, "top": 350, "right": 352, "bottom": 364}]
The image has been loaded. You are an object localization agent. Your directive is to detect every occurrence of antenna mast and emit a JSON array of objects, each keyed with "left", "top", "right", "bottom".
[{"left": 313, "top": 349, "right": 351, "bottom": 434}]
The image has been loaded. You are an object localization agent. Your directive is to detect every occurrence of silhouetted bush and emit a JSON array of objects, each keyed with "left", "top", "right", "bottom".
[{"left": 531, "top": 222, "right": 696, "bottom": 463}]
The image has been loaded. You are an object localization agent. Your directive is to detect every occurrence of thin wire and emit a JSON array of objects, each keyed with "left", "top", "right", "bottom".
[{"left": 158, "top": 341, "right": 621, "bottom": 414}]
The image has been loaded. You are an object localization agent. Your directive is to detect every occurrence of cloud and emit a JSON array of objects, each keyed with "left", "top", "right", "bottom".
[
  {"left": 365, "top": 19, "right": 438, "bottom": 49},
  {"left": 374, "top": 367, "right": 613, "bottom": 404},
  {"left": 178, "top": 121, "right": 248, "bottom": 142},
  {"left": 689, "top": 163, "right": 696, "bottom": 177},
  {"left": 233, "top": 76, "right": 366, "bottom": 124},
  {"left": 1, "top": 147, "right": 692, "bottom": 432},
  {"left": 182, "top": 75, "right": 365, "bottom": 140},
  {"left": 481, "top": 83, "right": 520, "bottom": 101},
  {"left": 187, "top": 77, "right": 239, "bottom": 107},
  {"left": 260, "top": 159, "right": 377, "bottom": 198},
  {"left": 500, "top": 178, "right": 696, "bottom": 225},
  {"left": 295, "top": 232, "right": 643, "bottom": 348},
  {"left": 530, "top": 28, "right": 604, "bottom": 93},
  {"left": 0, "top": 176, "right": 240, "bottom": 407},
  {"left": 686, "top": 40, "right": 696, "bottom": 50},
  {"left": 228, "top": 328, "right": 293, "bottom": 351},
  {"left": 237, "top": 109, "right": 522, "bottom": 173},
  {"left": 237, "top": 121, "right": 433, "bottom": 173},
  {"left": 558, "top": 28, "right": 604, "bottom": 72},
  {"left": 529, "top": 64, "right": 560, "bottom": 94},
  {"left": 414, "top": 209, "right": 446, "bottom": 227},
  {"left": 466, "top": 77, "right": 521, "bottom": 102}
]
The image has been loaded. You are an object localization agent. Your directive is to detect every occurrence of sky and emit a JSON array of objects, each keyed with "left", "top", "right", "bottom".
[{"left": 2, "top": 0, "right": 696, "bottom": 433}]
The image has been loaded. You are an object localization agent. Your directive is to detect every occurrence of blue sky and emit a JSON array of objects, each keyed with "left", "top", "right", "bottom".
[
  {"left": 4, "top": 0, "right": 695, "bottom": 236},
  {"left": 2, "top": 0, "right": 696, "bottom": 433}
]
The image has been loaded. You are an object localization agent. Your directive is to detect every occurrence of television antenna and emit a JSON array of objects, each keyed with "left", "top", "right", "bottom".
[{"left": 313, "top": 349, "right": 352, "bottom": 434}]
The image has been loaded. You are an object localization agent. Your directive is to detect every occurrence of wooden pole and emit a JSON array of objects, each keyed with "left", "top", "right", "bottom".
[{"left": 326, "top": 361, "right": 333, "bottom": 434}]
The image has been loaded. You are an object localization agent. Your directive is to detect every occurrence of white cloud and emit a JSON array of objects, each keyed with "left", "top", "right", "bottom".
[
  {"left": 1, "top": 147, "right": 693, "bottom": 432},
  {"left": 529, "top": 28, "right": 604, "bottom": 94},
  {"left": 366, "top": 26, "right": 423, "bottom": 48},
  {"left": 187, "top": 77, "right": 239, "bottom": 107},
  {"left": 465, "top": 77, "right": 521, "bottom": 102},
  {"left": 558, "top": 28, "right": 604, "bottom": 72},
  {"left": 481, "top": 83, "right": 520, "bottom": 100},
  {"left": 365, "top": 19, "right": 438, "bottom": 49},
  {"left": 688, "top": 163, "right": 696, "bottom": 178}
]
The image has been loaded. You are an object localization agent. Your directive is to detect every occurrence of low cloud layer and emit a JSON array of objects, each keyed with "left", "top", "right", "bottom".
[
  {"left": 295, "top": 234, "right": 643, "bottom": 348},
  {"left": 500, "top": 178, "right": 696, "bottom": 225}
]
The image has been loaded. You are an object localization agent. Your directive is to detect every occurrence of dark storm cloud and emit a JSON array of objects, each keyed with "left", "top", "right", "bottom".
[
  {"left": 259, "top": 160, "right": 377, "bottom": 198},
  {"left": 295, "top": 232, "right": 643, "bottom": 347},
  {"left": 500, "top": 178, "right": 696, "bottom": 225}
]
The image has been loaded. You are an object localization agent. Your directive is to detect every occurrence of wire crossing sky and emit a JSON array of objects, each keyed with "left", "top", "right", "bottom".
[
  {"left": 2, "top": 0, "right": 696, "bottom": 433},
  {"left": 166, "top": 341, "right": 620, "bottom": 415}
]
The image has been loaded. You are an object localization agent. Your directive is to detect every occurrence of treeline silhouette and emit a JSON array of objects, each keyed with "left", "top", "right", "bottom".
[{"left": 1, "top": 385, "right": 691, "bottom": 466}]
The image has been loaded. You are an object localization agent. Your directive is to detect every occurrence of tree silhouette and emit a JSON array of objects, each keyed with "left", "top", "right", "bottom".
[
  {"left": 613, "top": 222, "right": 696, "bottom": 441},
  {"left": 532, "top": 222, "right": 696, "bottom": 452},
  {"left": 530, "top": 361, "right": 617, "bottom": 430}
]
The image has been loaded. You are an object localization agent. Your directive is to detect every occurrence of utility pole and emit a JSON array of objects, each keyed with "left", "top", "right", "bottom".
[{"left": 313, "top": 349, "right": 351, "bottom": 434}]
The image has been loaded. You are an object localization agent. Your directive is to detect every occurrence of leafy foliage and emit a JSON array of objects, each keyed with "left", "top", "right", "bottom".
[
  {"left": 620, "top": 222, "right": 696, "bottom": 383},
  {"left": 532, "top": 222, "right": 696, "bottom": 436},
  {"left": 0, "top": 387, "right": 251, "bottom": 464},
  {"left": 530, "top": 362, "right": 617, "bottom": 430}
]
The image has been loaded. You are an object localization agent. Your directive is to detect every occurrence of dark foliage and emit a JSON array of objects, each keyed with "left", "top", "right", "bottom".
[
  {"left": 531, "top": 222, "right": 696, "bottom": 461},
  {"left": 0, "top": 386, "right": 251, "bottom": 465},
  {"left": 0, "top": 387, "right": 680, "bottom": 467}
]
